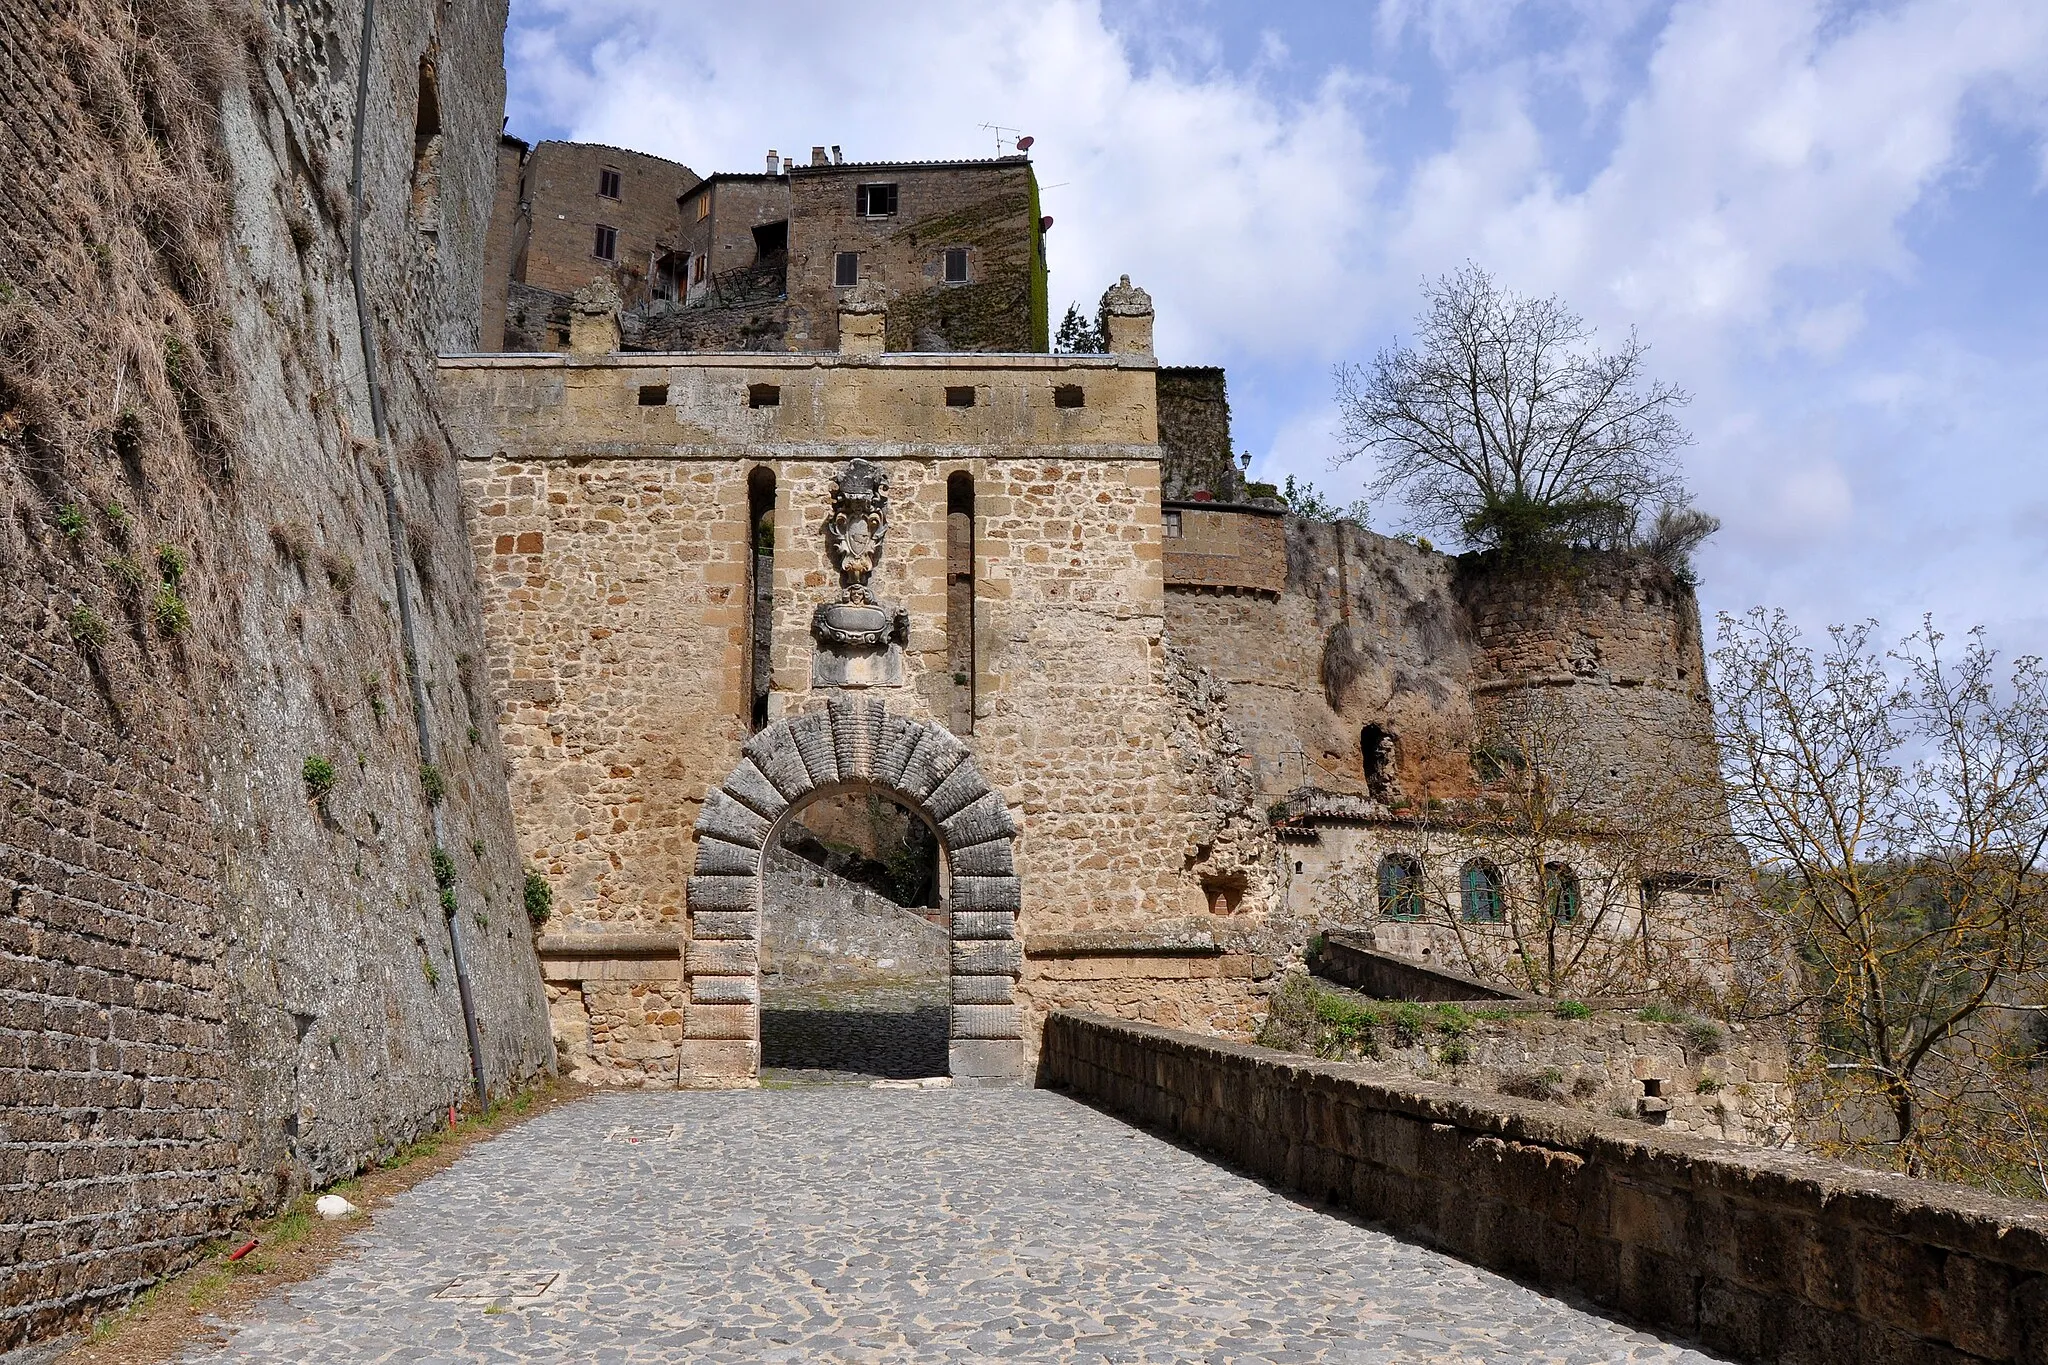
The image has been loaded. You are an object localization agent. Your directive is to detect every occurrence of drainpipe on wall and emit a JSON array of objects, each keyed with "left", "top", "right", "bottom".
[{"left": 350, "top": 0, "right": 488, "bottom": 1113}]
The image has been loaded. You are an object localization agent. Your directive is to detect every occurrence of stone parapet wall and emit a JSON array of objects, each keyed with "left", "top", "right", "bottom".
[
  {"left": 761, "top": 846, "right": 947, "bottom": 982},
  {"left": 1042, "top": 1011, "right": 2046, "bottom": 1364},
  {"left": 1162, "top": 504, "right": 1286, "bottom": 594}
]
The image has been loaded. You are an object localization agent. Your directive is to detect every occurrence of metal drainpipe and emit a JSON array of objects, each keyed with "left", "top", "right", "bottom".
[{"left": 349, "top": 0, "right": 488, "bottom": 1112}]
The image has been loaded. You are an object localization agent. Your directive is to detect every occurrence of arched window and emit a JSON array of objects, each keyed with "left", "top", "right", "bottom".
[
  {"left": 1377, "top": 854, "right": 1422, "bottom": 920},
  {"left": 1544, "top": 863, "right": 1581, "bottom": 924},
  {"left": 1460, "top": 859, "right": 1504, "bottom": 923}
]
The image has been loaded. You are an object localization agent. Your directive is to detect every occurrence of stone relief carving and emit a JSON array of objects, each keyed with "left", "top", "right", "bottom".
[{"left": 812, "top": 457, "right": 909, "bottom": 686}]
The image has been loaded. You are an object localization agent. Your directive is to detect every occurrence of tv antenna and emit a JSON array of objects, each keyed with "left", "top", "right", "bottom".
[{"left": 979, "top": 123, "right": 1032, "bottom": 156}]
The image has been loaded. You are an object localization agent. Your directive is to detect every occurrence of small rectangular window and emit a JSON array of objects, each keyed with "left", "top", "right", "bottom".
[
  {"left": 692, "top": 254, "right": 706, "bottom": 283},
  {"left": 834, "top": 251, "right": 859, "bottom": 288},
  {"left": 944, "top": 247, "right": 968, "bottom": 283},
  {"left": 748, "top": 383, "right": 781, "bottom": 409},
  {"left": 592, "top": 224, "right": 617, "bottom": 260},
  {"left": 638, "top": 384, "right": 667, "bottom": 406},
  {"left": 598, "top": 167, "right": 621, "bottom": 199},
  {"left": 695, "top": 194, "right": 710, "bottom": 221},
  {"left": 1163, "top": 510, "right": 1183, "bottom": 538},
  {"left": 856, "top": 183, "right": 898, "bottom": 217},
  {"left": 1053, "top": 384, "right": 1084, "bottom": 409},
  {"left": 944, "top": 386, "right": 975, "bottom": 408}
]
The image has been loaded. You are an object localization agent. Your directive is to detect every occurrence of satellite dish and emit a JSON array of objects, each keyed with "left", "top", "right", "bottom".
[
  {"left": 1016, "top": 135, "right": 1035, "bottom": 152},
  {"left": 1039, "top": 215, "right": 1054, "bottom": 231}
]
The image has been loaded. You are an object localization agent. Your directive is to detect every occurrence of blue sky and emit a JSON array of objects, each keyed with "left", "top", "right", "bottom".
[{"left": 505, "top": 0, "right": 2048, "bottom": 658}]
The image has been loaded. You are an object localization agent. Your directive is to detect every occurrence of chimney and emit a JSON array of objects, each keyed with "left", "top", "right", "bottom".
[
  {"left": 811, "top": 145, "right": 828, "bottom": 167},
  {"left": 831, "top": 145, "right": 843, "bottom": 164},
  {"left": 766, "top": 149, "right": 780, "bottom": 174}
]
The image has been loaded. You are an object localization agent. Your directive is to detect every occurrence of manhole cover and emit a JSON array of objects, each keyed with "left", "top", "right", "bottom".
[{"left": 433, "top": 1272, "right": 560, "bottom": 1301}]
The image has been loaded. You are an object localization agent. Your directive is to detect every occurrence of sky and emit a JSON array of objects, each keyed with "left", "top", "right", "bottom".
[{"left": 504, "top": 0, "right": 2048, "bottom": 661}]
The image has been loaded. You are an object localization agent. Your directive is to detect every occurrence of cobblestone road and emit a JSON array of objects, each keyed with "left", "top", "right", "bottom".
[
  {"left": 759, "top": 978, "right": 950, "bottom": 1083},
  {"left": 180, "top": 1089, "right": 1727, "bottom": 1363}
]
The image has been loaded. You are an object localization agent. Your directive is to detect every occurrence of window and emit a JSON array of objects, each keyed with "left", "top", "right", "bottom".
[
  {"left": 592, "top": 224, "right": 617, "bottom": 260},
  {"left": 1460, "top": 860, "right": 1505, "bottom": 923},
  {"left": 695, "top": 193, "right": 710, "bottom": 221},
  {"left": 1163, "top": 510, "right": 1183, "bottom": 539},
  {"left": 834, "top": 251, "right": 859, "bottom": 288},
  {"left": 1053, "top": 384, "right": 1084, "bottom": 409},
  {"left": 1378, "top": 855, "right": 1423, "bottom": 921},
  {"left": 637, "top": 384, "right": 667, "bottom": 406},
  {"left": 746, "top": 467, "right": 776, "bottom": 731},
  {"left": 856, "top": 183, "right": 898, "bottom": 217},
  {"left": 944, "top": 386, "right": 976, "bottom": 408},
  {"left": 747, "top": 383, "right": 781, "bottom": 409},
  {"left": 1544, "top": 863, "right": 1581, "bottom": 924},
  {"left": 947, "top": 473, "right": 975, "bottom": 734},
  {"left": 944, "top": 247, "right": 968, "bottom": 283},
  {"left": 692, "top": 254, "right": 706, "bottom": 284},
  {"left": 598, "top": 167, "right": 621, "bottom": 199}
]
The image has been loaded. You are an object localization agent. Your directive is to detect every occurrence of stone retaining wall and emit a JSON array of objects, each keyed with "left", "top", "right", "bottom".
[{"left": 1040, "top": 1010, "right": 2048, "bottom": 1364}]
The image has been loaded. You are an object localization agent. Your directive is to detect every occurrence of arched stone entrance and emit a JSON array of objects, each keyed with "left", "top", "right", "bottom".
[{"left": 688, "top": 697, "right": 1025, "bottom": 1084}]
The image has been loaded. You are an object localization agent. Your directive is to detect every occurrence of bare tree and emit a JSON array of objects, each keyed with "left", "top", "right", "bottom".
[
  {"left": 1335, "top": 264, "right": 1693, "bottom": 554},
  {"left": 1714, "top": 610, "right": 2048, "bottom": 1184}
]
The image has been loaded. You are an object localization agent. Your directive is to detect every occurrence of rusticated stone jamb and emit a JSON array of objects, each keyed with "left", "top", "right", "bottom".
[{"left": 687, "top": 702, "right": 1026, "bottom": 1077}]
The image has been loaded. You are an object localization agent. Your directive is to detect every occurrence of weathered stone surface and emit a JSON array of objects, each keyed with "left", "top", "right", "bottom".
[
  {"left": 950, "top": 911, "right": 1017, "bottom": 941},
  {"left": 686, "top": 940, "right": 760, "bottom": 976},
  {"left": 788, "top": 711, "right": 841, "bottom": 787},
  {"left": 939, "top": 790, "right": 1016, "bottom": 848},
  {"left": 874, "top": 710, "right": 927, "bottom": 790},
  {"left": 951, "top": 1005, "right": 1025, "bottom": 1039},
  {"left": 690, "top": 911, "right": 761, "bottom": 941},
  {"left": 690, "top": 975, "right": 759, "bottom": 1005},
  {"left": 685, "top": 878, "right": 760, "bottom": 913},
  {"left": 695, "top": 790, "right": 771, "bottom": 850},
  {"left": 1044, "top": 1010, "right": 2048, "bottom": 1365},
  {"left": 828, "top": 695, "right": 885, "bottom": 780},
  {"left": 953, "top": 941, "right": 1025, "bottom": 977},
  {"left": 951, "top": 840, "right": 1015, "bottom": 877},
  {"left": 951, "top": 974, "right": 1015, "bottom": 1005},
  {"left": 743, "top": 729, "right": 813, "bottom": 802},
  {"left": 897, "top": 725, "right": 969, "bottom": 804},
  {"left": 924, "top": 761, "right": 992, "bottom": 824},
  {"left": 685, "top": 1005, "right": 757, "bottom": 1040},
  {"left": 951, "top": 876, "right": 1022, "bottom": 912},
  {"left": 720, "top": 758, "right": 790, "bottom": 821},
  {"left": 691, "top": 837, "right": 761, "bottom": 878}
]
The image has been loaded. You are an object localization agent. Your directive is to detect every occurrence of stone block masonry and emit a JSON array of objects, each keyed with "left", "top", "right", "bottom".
[
  {"left": 1, "top": 0, "right": 552, "bottom": 1347},
  {"left": 1043, "top": 1011, "right": 2048, "bottom": 1364}
]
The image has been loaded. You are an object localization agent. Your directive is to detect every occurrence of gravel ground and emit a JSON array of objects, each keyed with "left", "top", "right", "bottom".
[{"left": 174, "top": 1088, "right": 1729, "bottom": 1364}]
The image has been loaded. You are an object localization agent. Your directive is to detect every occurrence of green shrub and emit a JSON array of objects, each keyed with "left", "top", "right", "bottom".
[
  {"left": 56, "top": 503, "right": 87, "bottom": 538},
  {"left": 438, "top": 887, "right": 458, "bottom": 915},
  {"left": 1696, "top": 1075, "right": 1723, "bottom": 1095},
  {"left": 1553, "top": 1000, "right": 1593, "bottom": 1020},
  {"left": 1638, "top": 1003, "right": 1683, "bottom": 1024},
  {"left": 1687, "top": 1018, "right": 1725, "bottom": 1056},
  {"left": 301, "top": 756, "right": 337, "bottom": 801},
  {"left": 68, "top": 606, "right": 109, "bottom": 653},
  {"left": 1431, "top": 1003, "right": 1473, "bottom": 1036},
  {"left": 470, "top": 838, "right": 486, "bottom": 859},
  {"left": 418, "top": 763, "right": 445, "bottom": 804},
  {"left": 523, "top": 868, "right": 553, "bottom": 925},
  {"left": 103, "top": 502, "right": 130, "bottom": 538},
  {"left": 156, "top": 544, "right": 186, "bottom": 585},
  {"left": 430, "top": 845, "right": 457, "bottom": 890},
  {"left": 106, "top": 555, "right": 145, "bottom": 595},
  {"left": 151, "top": 586, "right": 189, "bottom": 636},
  {"left": 1391, "top": 1002, "right": 1427, "bottom": 1048},
  {"left": 1439, "top": 1036, "right": 1472, "bottom": 1066}
]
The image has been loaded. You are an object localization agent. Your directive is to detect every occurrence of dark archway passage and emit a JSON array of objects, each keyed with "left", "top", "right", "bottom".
[{"left": 759, "top": 789, "right": 949, "bottom": 1082}]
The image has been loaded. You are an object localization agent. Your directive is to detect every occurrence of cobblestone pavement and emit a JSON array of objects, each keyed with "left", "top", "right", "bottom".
[
  {"left": 178, "top": 1089, "right": 1728, "bottom": 1364},
  {"left": 759, "top": 977, "right": 949, "bottom": 1084}
]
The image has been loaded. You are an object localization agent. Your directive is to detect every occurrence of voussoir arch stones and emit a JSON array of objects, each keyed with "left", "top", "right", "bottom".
[{"left": 687, "top": 697, "right": 1026, "bottom": 1083}]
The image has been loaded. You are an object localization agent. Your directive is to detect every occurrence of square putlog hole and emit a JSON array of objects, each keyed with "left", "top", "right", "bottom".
[
  {"left": 1053, "top": 384, "right": 1084, "bottom": 409},
  {"left": 944, "top": 386, "right": 976, "bottom": 408},
  {"left": 748, "top": 383, "right": 781, "bottom": 409},
  {"left": 637, "top": 384, "right": 668, "bottom": 406}
]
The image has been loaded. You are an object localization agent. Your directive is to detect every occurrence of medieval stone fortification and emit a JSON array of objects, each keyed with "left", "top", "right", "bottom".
[{"left": 0, "top": 2, "right": 1736, "bottom": 1348}]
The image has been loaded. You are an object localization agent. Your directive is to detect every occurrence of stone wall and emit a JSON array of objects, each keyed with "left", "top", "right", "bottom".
[
  {"left": 0, "top": 0, "right": 551, "bottom": 1346},
  {"left": 1262, "top": 969, "right": 1795, "bottom": 1146},
  {"left": 478, "top": 134, "right": 526, "bottom": 349},
  {"left": 1166, "top": 517, "right": 1479, "bottom": 800},
  {"left": 1162, "top": 503, "right": 1286, "bottom": 594},
  {"left": 761, "top": 846, "right": 948, "bottom": 983},
  {"left": 509, "top": 140, "right": 699, "bottom": 306},
  {"left": 1156, "top": 366, "right": 1238, "bottom": 501},
  {"left": 442, "top": 347, "right": 1272, "bottom": 1079},
  {"left": 784, "top": 160, "right": 1044, "bottom": 353},
  {"left": 1043, "top": 1011, "right": 2048, "bottom": 1365}
]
